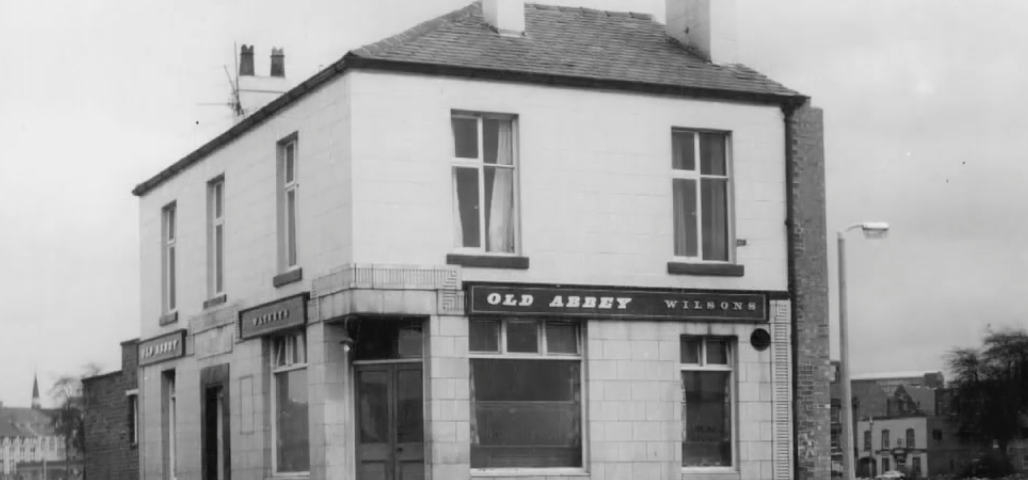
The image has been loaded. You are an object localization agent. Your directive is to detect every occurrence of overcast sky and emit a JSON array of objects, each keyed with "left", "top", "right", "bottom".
[{"left": 1, "top": 0, "right": 1026, "bottom": 407}]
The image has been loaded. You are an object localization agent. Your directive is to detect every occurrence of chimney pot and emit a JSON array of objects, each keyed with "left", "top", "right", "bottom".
[
  {"left": 239, "top": 44, "right": 255, "bottom": 76},
  {"left": 483, "top": 0, "right": 525, "bottom": 37},
  {"left": 270, "top": 47, "right": 285, "bottom": 78},
  {"left": 665, "top": 0, "right": 737, "bottom": 64}
]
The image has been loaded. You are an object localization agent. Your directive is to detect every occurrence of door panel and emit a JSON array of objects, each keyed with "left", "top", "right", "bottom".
[{"left": 356, "top": 364, "right": 425, "bottom": 480}]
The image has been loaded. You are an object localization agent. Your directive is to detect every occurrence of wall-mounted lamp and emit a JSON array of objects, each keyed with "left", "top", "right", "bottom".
[{"left": 339, "top": 333, "right": 356, "bottom": 353}]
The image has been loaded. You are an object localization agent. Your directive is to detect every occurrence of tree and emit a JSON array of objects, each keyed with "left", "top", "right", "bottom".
[
  {"left": 945, "top": 327, "right": 1028, "bottom": 469},
  {"left": 49, "top": 363, "right": 101, "bottom": 479}
]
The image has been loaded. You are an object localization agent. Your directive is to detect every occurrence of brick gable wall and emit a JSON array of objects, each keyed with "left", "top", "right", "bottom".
[
  {"left": 83, "top": 340, "right": 138, "bottom": 480},
  {"left": 788, "top": 103, "right": 832, "bottom": 480}
]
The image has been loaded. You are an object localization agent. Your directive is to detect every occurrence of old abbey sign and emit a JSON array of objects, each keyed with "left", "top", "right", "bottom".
[{"left": 468, "top": 284, "right": 768, "bottom": 322}]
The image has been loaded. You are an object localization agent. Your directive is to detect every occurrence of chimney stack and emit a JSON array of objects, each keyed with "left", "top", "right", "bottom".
[
  {"left": 665, "top": 0, "right": 737, "bottom": 64},
  {"left": 483, "top": 0, "right": 525, "bottom": 37},
  {"left": 239, "top": 44, "right": 255, "bottom": 76},
  {"left": 270, "top": 48, "right": 285, "bottom": 77}
]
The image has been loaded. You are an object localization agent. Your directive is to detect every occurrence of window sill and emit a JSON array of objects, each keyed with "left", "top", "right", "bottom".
[
  {"left": 202, "top": 294, "right": 227, "bottom": 310},
  {"left": 680, "top": 469, "right": 740, "bottom": 480},
  {"left": 273, "top": 268, "right": 303, "bottom": 287},
  {"left": 447, "top": 254, "right": 529, "bottom": 269},
  {"left": 472, "top": 468, "right": 588, "bottom": 477},
  {"left": 158, "top": 311, "right": 178, "bottom": 326},
  {"left": 667, "top": 262, "right": 744, "bottom": 277}
]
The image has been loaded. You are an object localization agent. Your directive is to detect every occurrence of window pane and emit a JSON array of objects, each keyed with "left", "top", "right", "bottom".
[
  {"left": 672, "top": 131, "right": 696, "bottom": 170},
  {"left": 699, "top": 132, "right": 726, "bottom": 176},
  {"left": 287, "top": 190, "right": 297, "bottom": 266},
  {"left": 396, "top": 369, "right": 424, "bottom": 444},
  {"left": 706, "top": 340, "right": 728, "bottom": 365},
  {"left": 214, "top": 182, "right": 223, "bottom": 218},
  {"left": 700, "top": 178, "right": 729, "bottom": 261},
  {"left": 215, "top": 225, "right": 224, "bottom": 293},
  {"left": 452, "top": 117, "right": 479, "bottom": 158},
  {"left": 397, "top": 322, "right": 424, "bottom": 358},
  {"left": 483, "top": 119, "right": 514, "bottom": 166},
  {"left": 285, "top": 144, "right": 295, "bottom": 183},
  {"left": 484, "top": 165, "right": 515, "bottom": 253},
  {"left": 506, "top": 321, "right": 539, "bottom": 353},
  {"left": 357, "top": 370, "right": 389, "bottom": 444},
  {"left": 673, "top": 179, "right": 698, "bottom": 257},
  {"left": 470, "top": 319, "right": 500, "bottom": 352},
  {"left": 168, "top": 247, "right": 176, "bottom": 310},
  {"left": 453, "top": 167, "right": 481, "bottom": 248},
  {"left": 276, "top": 368, "right": 310, "bottom": 472},
  {"left": 681, "top": 338, "right": 700, "bottom": 364},
  {"left": 167, "top": 209, "right": 175, "bottom": 240},
  {"left": 546, "top": 322, "right": 578, "bottom": 354},
  {"left": 682, "top": 371, "right": 731, "bottom": 467},
  {"left": 471, "top": 359, "right": 581, "bottom": 468}
]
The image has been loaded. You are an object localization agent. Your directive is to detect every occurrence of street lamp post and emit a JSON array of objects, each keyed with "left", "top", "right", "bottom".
[{"left": 839, "top": 222, "right": 889, "bottom": 480}]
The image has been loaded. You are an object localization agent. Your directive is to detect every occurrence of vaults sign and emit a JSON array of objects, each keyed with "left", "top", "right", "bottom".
[
  {"left": 139, "top": 329, "right": 186, "bottom": 366},
  {"left": 468, "top": 285, "right": 767, "bottom": 322},
  {"left": 238, "top": 293, "right": 309, "bottom": 340}
]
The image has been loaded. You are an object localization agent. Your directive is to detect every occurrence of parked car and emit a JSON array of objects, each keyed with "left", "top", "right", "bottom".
[{"left": 876, "top": 471, "right": 906, "bottom": 480}]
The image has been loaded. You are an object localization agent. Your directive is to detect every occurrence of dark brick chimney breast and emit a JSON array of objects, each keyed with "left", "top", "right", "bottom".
[
  {"left": 270, "top": 47, "right": 285, "bottom": 77},
  {"left": 239, "top": 44, "right": 255, "bottom": 76}
]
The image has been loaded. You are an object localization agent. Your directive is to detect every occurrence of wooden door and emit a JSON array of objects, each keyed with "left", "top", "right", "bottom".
[{"left": 356, "top": 364, "right": 425, "bottom": 480}]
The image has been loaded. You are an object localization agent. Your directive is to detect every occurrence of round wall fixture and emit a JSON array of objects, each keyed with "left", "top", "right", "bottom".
[{"left": 750, "top": 328, "right": 771, "bottom": 351}]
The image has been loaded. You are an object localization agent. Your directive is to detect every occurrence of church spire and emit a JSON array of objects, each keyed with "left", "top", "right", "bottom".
[{"left": 31, "top": 372, "right": 41, "bottom": 409}]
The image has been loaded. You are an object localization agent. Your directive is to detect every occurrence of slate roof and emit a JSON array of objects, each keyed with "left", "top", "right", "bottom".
[
  {"left": 0, "top": 407, "right": 55, "bottom": 438},
  {"left": 351, "top": 2, "right": 801, "bottom": 99},
  {"left": 133, "top": 1, "right": 805, "bottom": 196}
]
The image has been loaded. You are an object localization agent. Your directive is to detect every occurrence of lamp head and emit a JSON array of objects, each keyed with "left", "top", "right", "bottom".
[{"left": 860, "top": 222, "right": 889, "bottom": 239}]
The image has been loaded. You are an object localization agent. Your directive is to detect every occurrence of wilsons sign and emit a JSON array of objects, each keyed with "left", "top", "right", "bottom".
[
  {"left": 468, "top": 285, "right": 767, "bottom": 322},
  {"left": 138, "top": 329, "right": 186, "bottom": 366},
  {"left": 238, "top": 293, "right": 309, "bottom": 340}
]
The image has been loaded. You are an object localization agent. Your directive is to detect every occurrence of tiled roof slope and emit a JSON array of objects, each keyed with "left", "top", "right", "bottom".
[
  {"left": 351, "top": 2, "right": 801, "bottom": 98},
  {"left": 0, "top": 407, "right": 56, "bottom": 437},
  {"left": 133, "top": 1, "right": 804, "bottom": 196}
]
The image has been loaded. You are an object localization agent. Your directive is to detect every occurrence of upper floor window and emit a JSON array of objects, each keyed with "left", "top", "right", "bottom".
[
  {"left": 127, "top": 390, "right": 139, "bottom": 445},
  {"left": 161, "top": 203, "right": 177, "bottom": 314},
  {"left": 681, "top": 336, "right": 735, "bottom": 468},
  {"left": 881, "top": 429, "right": 890, "bottom": 449},
  {"left": 207, "top": 177, "right": 225, "bottom": 298},
  {"left": 451, "top": 113, "right": 518, "bottom": 254},
  {"left": 671, "top": 130, "right": 733, "bottom": 262},
  {"left": 864, "top": 430, "right": 871, "bottom": 451},
  {"left": 278, "top": 134, "right": 300, "bottom": 270},
  {"left": 906, "top": 428, "right": 915, "bottom": 448}
]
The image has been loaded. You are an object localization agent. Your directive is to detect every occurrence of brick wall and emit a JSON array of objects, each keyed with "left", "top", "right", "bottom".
[
  {"left": 83, "top": 339, "right": 138, "bottom": 480},
  {"left": 787, "top": 103, "right": 831, "bottom": 480}
]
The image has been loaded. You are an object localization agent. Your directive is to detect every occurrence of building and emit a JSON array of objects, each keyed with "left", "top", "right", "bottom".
[
  {"left": 851, "top": 371, "right": 944, "bottom": 398},
  {"left": 130, "top": 1, "right": 832, "bottom": 479},
  {"left": 0, "top": 379, "right": 70, "bottom": 480},
  {"left": 82, "top": 339, "right": 140, "bottom": 480}
]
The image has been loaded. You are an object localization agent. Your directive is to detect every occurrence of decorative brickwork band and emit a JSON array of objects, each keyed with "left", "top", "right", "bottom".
[
  {"left": 771, "top": 300, "right": 794, "bottom": 480},
  {"left": 312, "top": 264, "right": 462, "bottom": 297},
  {"left": 787, "top": 102, "right": 831, "bottom": 480},
  {"left": 438, "top": 291, "right": 465, "bottom": 315}
]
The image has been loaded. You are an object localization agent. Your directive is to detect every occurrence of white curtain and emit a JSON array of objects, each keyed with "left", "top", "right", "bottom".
[
  {"left": 487, "top": 121, "right": 515, "bottom": 252},
  {"left": 452, "top": 168, "right": 464, "bottom": 247}
]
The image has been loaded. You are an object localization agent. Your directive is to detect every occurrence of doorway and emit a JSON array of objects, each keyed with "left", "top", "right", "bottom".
[
  {"left": 355, "top": 363, "right": 424, "bottom": 480},
  {"left": 200, "top": 364, "right": 230, "bottom": 480}
]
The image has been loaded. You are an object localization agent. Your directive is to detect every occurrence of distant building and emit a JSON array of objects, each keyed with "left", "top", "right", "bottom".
[
  {"left": 82, "top": 339, "right": 139, "bottom": 480},
  {"left": 851, "top": 371, "right": 945, "bottom": 397},
  {"left": 0, "top": 378, "right": 71, "bottom": 480}
]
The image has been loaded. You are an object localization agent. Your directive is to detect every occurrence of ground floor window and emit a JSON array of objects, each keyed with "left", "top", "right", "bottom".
[
  {"left": 271, "top": 330, "right": 310, "bottom": 473},
  {"left": 681, "top": 336, "right": 734, "bottom": 468},
  {"left": 469, "top": 317, "right": 582, "bottom": 469}
]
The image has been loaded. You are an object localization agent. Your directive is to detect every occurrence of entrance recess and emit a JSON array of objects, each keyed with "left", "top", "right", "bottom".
[
  {"left": 200, "top": 364, "right": 230, "bottom": 480},
  {"left": 356, "top": 363, "right": 424, "bottom": 480}
]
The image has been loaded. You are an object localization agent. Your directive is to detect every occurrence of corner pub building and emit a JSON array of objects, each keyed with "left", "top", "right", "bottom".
[{"left": 130, "top": 0, "right": 832, "bottom": 479}]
